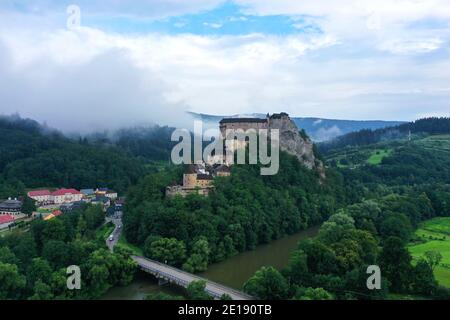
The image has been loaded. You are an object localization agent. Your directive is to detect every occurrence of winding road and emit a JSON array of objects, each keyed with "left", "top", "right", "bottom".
[{"left": 106, "top": 212, "right": 254, "bottom": 300}]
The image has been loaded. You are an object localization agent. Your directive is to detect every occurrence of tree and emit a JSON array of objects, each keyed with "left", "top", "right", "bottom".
[
  {"left": 243, "top": 267, "right": 288, "bottom": 300},
  {"left": 29, "top": 280, "right": 54, "bottom": 300},
  {"left": 42, "top": 240, "right": 70, "bottom": 269},
  {"left": 0, "top": 263, "right": 26, "bottom": 299},
  {"left": 0, "top": 246, "right": 18, "bottom": 265},
  {"left": 293, "top": 287, "right": 333, "bottom": 300},
  {"left": 27, "top": 258, "right": 53, "bottom": 289},
  {"left": 144, "top": 238, "right": 186, "bottom": 267},
  {"left": 21, "top": 196, "right": 37, "bottom": 216},
  {"left": 380, "top": 214, "right": 413, "bottom": 242},
  {"left": 318, "top": 212, "right": 355, "bottom": 245},
  {"left": 285, "top": 249, "right": 308, "bottom": 285},
  {"left": 411, "top": 259, "right": 437, "bottom": 295},
  {"left": 186, "top": 280, "right": 213, "bottom": 300},
  {"left": 424, "top": 251, "right": 442, "bottom": 272},
  {"left": 147, "top": 292, "right": 183, "bottom": 300},
  {"left": 12, "top": 233, "right": 37, "bottom": 268},
  {"left": 379, "top": 237, "right": 413, "bottom": 293},
  {"left": 183, "top": 238, "right": 211, "bottom": 273},
  {"left": 42, "top": 219, "right": 67, "bottom": 242}
]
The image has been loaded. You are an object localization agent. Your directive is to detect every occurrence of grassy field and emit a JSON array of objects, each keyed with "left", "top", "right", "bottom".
[
  {"left": 413, "top": 135, "right": 450, "bottom": 153},
  {"left": 408, "top": 217, "right": 450, "bottom": 288},
  {"left": 366, "top": 149, "right": 393, "bottom": 165}
]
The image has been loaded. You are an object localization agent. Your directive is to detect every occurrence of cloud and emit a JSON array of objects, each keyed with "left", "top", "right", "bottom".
[
  {"left": 236, "top": 0, "right": 450, "bottom": 53},
  {"left": 0, "top": 1, "right": 449, "bottom": 133},
  {"left": 203, "top": 22, "right": 223, "bottom": 29},
  {"left": 314, "top": 125, "right": 343, "bottom": 142},
  {"left": 0, "top": 0, "right": 226, "bottom": 20},
  {"left": 0, "top": 28, "right": 193, "bottom": 133}
]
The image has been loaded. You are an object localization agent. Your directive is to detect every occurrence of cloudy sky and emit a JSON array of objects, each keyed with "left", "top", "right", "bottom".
[{"left": 0, "top": 1, "right": 449, "bottom": 132}]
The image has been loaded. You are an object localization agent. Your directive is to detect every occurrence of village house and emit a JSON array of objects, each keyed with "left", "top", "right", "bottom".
[
  {"left": 91, "top": 196, "right": 111, "bottom": 211},
  {"left": 52, "top": 189, "right": 83, "bottom": 204},
  {"left": 80, "top": 189, "right": 95, "bottom": 200},
  {"left": 28, "top": 190, "right": 52, "bottom": 205},
  {"left": 95, "top": 188, "right": 118, "bottom": 200},
  {"left": 0, "top": 198, "right": 23, "bottom": 216}
]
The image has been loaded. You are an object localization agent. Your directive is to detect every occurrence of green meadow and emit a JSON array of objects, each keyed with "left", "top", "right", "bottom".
[
  {"left": 366, "top": 149, "right": 393, "bottom": 165},
  {"left": 409, "top": 217, "right": 450, "bottom": 288}
]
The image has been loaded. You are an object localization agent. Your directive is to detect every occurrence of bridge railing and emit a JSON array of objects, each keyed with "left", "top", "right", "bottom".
[{"left": 132, "top": 255, "right": 254, "bottom": 300}]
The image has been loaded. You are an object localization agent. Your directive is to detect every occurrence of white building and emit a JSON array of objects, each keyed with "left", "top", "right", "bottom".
[{"left": 51, "top": 189, "right": 82, "bottom": 204}]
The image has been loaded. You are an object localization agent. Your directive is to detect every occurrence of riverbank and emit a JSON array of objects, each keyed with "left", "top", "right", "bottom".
[{"left": 101, "top": 226, "right": 319, "bottom": 300}]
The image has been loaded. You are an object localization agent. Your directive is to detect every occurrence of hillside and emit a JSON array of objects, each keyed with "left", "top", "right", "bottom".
[
  {"left": 324, "top": 134, "right": 450, "bottom": 185},
  {"left": 320, "top": 117, "right": 450, "bottom": 153},
  {"left": 85, "top": 125, "right": 176, "bottom": 162},
  {"left": 0, "top": 115, "right": 145, "bottom": 196},
  {"left": 189, "top": 112, "right": 404, "bottom": 142}
]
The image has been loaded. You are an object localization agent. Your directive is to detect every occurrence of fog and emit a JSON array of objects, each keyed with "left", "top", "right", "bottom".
[{"left": 0, "top": 39, "right": 194, "bottom": 134}]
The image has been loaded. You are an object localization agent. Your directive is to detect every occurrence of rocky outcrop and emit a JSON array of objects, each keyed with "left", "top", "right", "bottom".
[{"left": 269, "top": 113, "right": 326, "bottom": 178}]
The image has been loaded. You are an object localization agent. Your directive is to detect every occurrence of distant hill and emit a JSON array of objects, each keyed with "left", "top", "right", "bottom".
[
  {"left": 319, "top": 117, "right": 450, "bottom": 153},
  {"left": 189, "top": 112, "right": 405, "bottom": 142},
  {"left": 0, "top": 115, "right": 145, "bottom": 195}
]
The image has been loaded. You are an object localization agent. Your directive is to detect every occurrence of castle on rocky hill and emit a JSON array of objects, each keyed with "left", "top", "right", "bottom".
[
  {"left": 166, "top": 112, "right": 325, "bottom": 197},
  {"left": 220, "top": 113, "right": 324, "bottom": 173}
]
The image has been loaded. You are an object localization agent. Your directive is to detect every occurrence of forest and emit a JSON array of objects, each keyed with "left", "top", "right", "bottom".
[
  {"left": 0, "top": 115, "right": 175, "bottom": 198},
  {"left": 2, "top": 115, "right": 450, "bottom": 300},
  {"left": 123, "top": 152, "right": 346, "bottom": 274},
  {"left": 0, "top": 204, "right": 135, "bottom": 300},
  {"left": 124, "top": 118, "right": 450, "bottom": 300},
  {"left": 241, "top": 128, "right": 450, "bottom": 300},
  {"left": 320, "top": 117, "right": 450, "bottom": 152}
]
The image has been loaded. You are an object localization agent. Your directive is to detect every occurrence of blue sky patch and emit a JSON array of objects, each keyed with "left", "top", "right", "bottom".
[{"left": 84, "top": 1, "right": 322, "bottom": 36}]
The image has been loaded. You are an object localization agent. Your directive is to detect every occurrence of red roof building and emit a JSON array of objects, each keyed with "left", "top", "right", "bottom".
[
  {"left": 53, "top": 210, "right": 63, "bottom": 217},
  {"left": 28, "top": 190, "right": 52, "bottom": 197},
  {"left": 0, "top": 215, "right": 15, "bottom": 225},
  {"left": 52, "top": 189, "right": 81, "bottom": 196}
]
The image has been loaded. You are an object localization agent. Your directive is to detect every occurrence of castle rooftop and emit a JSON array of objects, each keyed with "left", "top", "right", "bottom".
[{"left": 220, "top": 118, "right": 267, "bottom": 124}]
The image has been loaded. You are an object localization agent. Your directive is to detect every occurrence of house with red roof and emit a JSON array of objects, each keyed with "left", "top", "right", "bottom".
[
  {"left": 53, "top": 210, "right": 63, "bottom": 217},
  {"left": 52, "top": 189, "right": 82, "bottom": 204},
  {"left": 28, "top": 190, "right": 52, "bottom": 204},
  {"left": 0, "top": 215, "right": 15, "bottom": 230}
]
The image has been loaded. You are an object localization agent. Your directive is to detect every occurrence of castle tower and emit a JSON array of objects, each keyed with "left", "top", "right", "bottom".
[{"left": 183, "top": 165, "right": 198, "bottom": 188}]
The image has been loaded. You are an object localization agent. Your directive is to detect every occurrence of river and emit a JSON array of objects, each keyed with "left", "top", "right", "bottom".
[{"left": 101, "top": 226, "right": 319, "bottom": 300}]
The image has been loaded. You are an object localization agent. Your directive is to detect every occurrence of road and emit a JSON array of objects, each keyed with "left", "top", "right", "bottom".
[
  {"left": 105, "top": 211, "right": 122, "bottom": 252},
  {"left": 105, "top": 212, "right": 254, "bottom": 300}
]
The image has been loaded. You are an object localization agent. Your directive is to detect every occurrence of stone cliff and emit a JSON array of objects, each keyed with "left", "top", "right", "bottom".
[{"left": 269, "top": 113, "right": 326, "bottom": 178}]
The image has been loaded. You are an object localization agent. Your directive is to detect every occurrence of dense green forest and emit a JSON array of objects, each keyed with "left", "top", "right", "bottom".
[
  {"left": 86, "top": 125, "right": 176, "bottom": 162},
  {"left": 241, "top": 132, "right": 450, "bottom": 300},
  {"left": 0, "top": 117, "right": 175, "bottom": 198},
  {"left": 129, "top": 119, "right": 450, "bottom": 300},
  {"left": 124, "top": 152, "right": 346, "bottom": 273},
  {"left": 2, "top": 115, "right": 450, "bottom": 300},
  {"left": 0, "top": 204, "right": 135, "bottom": 300}
]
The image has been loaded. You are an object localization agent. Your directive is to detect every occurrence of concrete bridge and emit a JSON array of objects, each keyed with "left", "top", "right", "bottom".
[{"left": 132, "top": 255, "right": 254, "bottom": 300}]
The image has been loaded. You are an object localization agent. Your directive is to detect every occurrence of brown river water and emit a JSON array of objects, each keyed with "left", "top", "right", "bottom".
[{"left": 101, "top": 226, "right": 319, "bottom": 300}]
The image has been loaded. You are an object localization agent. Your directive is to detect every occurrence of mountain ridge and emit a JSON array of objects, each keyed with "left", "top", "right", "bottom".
[{"left": 188, "top": 112, "right": 405, "bottom": 142}]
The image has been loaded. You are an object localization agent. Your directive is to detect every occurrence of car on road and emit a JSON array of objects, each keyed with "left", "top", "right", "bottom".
[{"left": 109, "top": 235, "right": 114, "bottom": 241}]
